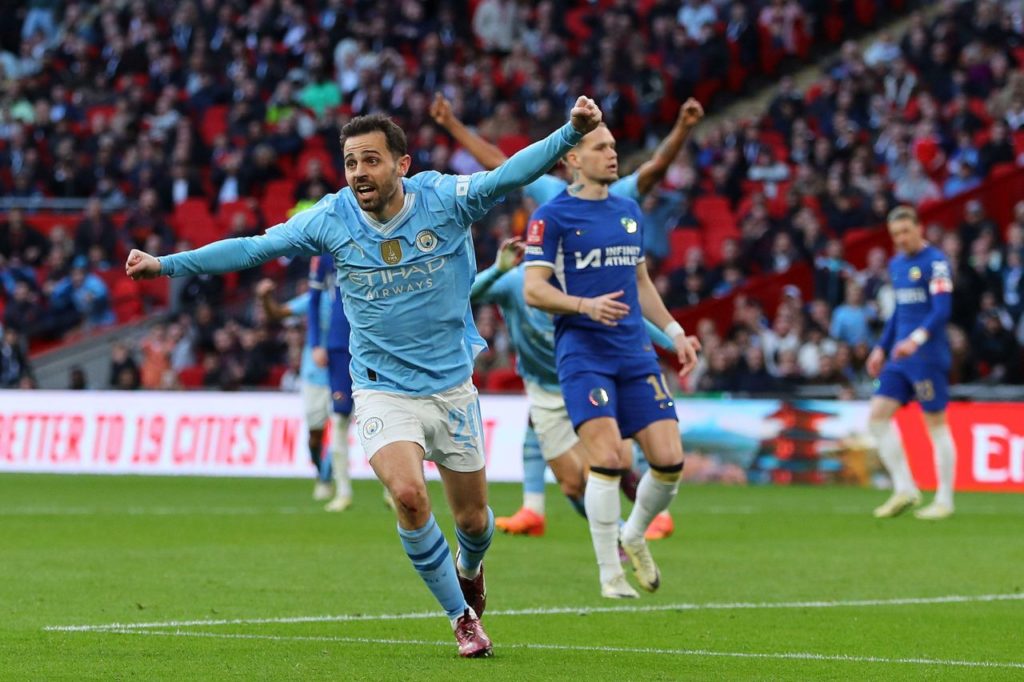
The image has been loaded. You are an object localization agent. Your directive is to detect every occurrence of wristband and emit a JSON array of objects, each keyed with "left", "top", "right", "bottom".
[
  {"left": 664, "top": 321, "right": 685, "bottom": 338},
  {"left": 576, "top": 297, "right": 585, "bottom": 314},
  {"left": 909, "top": 328, "right": 929, "bottom": 346}
]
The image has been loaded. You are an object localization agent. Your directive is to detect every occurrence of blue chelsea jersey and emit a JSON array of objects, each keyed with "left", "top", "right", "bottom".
[
  {"left": 877, "top": 244, "right": 953, "bottom": 368},
  {"left": 157, "top": 121, "right": 585, "bottom": 395},
  {"left": 308, "top": 255, "right": 351, "bottom": 351},
  {"left": 523, "top": 191, "right": 647, "bottom": 362}
]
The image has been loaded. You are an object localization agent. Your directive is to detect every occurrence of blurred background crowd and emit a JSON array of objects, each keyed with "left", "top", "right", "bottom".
[{"left": 3, "top": 0, "right": 1024, "bottom": 395}]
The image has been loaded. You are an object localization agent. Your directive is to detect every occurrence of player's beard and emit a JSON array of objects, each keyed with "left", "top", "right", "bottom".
[{"left": 355, "top": 176, "right": 399, "bottom": 215}]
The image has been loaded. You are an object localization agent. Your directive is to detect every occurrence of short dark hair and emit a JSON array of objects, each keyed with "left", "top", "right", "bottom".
[
  {"left": 340, "top": 114, "right": 408, "bottom": 158},
  {"left": 887, "top": 205, "right": 919, "bottom": 225}
]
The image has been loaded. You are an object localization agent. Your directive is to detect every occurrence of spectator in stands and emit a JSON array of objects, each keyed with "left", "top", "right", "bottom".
[
  {"left": 0, "top": 208, "right": 48, "bottom": 266},
  {"left": 68, "top": 365, "right": 87, "bottom": 390},
  {"left": 0, "top": 326, "right": 33, "bottom": 388},
  {"left": 980, "top": 121, "right": 1016, "bottom": 173},
  {"left": 158, "top": 161, "right": 205, "bottom": 213},
  {"left": 473, "top": 0, "right": 518, "bottom": 53},
  {"left": 50, "top": 256, "right": 115, "bottom": 329},
  {"left": 972, "top": 309, "right": 1019, "bottom": 383},
  {"left": 74, "top": 198, "right": 118, "bottom": 262},
  {"left": 122, "top": 189, "right": 174, "bottom": 252},
  {"left": 108, "top": 341, "right": 141, "bottom": 390},
  {"left": 893, "top": 161, "right": 941, "bottom": 205},
  {"left": 813, "top": 238, "right": 854, "bottom": 309},
  {"left": 943, "top": 161, "right": 982, "bottom": 198},
  {"left": 829, "top": 281, "right": 873, "bottom": 347}
]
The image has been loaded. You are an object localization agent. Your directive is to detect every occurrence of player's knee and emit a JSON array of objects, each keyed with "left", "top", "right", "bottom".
[
  {"left": 649, "top": 460, "right": 684, "bottom": 484},
  {"left": 308, "top": 429, "right": 324, "bottom": 452},
  {"left": 391, "top": 482, "right": 430, "bottom": 517},
  {"left": 454, "top": 507, "right": 489, "bottom": 536},
  {"left": 588, "top": 445, "right": 624, "bottom": 471}
]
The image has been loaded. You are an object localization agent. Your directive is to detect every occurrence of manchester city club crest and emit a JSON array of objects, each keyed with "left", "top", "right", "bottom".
[
  {"left": 362, "top": 417, "right": 384, "bottom": 439},
  {"left": 621, "top": 217, "right": 638, "bottom": 234},
  {"left": 909, "top": 266, "right": 922, "bottom": 281},
  {"left": 380, "top": 239, "right": 403, "bottom": 265},
  {"left": 415, "top": 230, "right": 438, "bottom": 252}
]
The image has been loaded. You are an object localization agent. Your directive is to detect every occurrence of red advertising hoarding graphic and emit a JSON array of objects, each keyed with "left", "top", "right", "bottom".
[{"left": 896, "top": 403, "right": 1024, "bottom": 493}]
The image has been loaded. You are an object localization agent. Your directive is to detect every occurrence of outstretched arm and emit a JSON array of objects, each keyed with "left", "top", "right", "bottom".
[
  {"left": 634, "top": 98, "right": 704, "bottom": 197},
  {"left": 255, "top": 279, "right": 295, "bottom": 323},
  {"left": 430, "top": 94, "right": 508, "bottom": 171},
  {"left": 127, "top": 207, "right": 326, "bottom": 279},
  {"left": 470, "top": 97, "right": 600, "bottom": 205}
]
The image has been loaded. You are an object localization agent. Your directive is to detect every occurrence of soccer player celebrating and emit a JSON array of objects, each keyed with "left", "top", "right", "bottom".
[
  {"left": 866, "top": 205, "right": 957, "bottom": 520},
  {"left": 522, "top": 123, "right": 701, "bottom": 599},
  {"left": 126, "top": 97, "right": 605, "bottom": 657},
  {"left": 432, "top": 94, "right": 704, "bottom": 539}
]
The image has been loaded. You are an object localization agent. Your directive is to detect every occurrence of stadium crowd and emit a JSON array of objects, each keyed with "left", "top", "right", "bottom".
[{"left": 3, "top": 0, "right": 1024, "bottom": 393}]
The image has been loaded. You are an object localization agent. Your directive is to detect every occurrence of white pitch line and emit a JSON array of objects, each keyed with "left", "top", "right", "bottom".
[
  {"left": 0, "top": 506, "right": 318, "bottom": 517},
  {"left": 44, "top": 592, "right": 1024, "bottom": 633},
  {"left": 91, "top": 628, "right": 1024, "bottom": 671}
]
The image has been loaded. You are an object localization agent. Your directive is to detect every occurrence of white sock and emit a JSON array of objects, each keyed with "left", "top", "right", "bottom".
[
  {"left": 869, "top": 419, "right": 918, "bottom": 495},
  {"left": 928, "top": 423, "right": 956, "bottom": 508},
  {"left": 584, "top": 473, "right": 622, "bottom": 584},
  {"left": 330, "top": 413, "right": 352, "bottom": 498},
  {"left": 523, "top": 492, "right": 545, "bottom": 516},
  {"left": 622, "top": 471, "right": 679, "bottom": 546}
]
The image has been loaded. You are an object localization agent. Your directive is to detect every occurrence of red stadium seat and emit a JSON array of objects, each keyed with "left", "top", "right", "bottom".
[
  {"left": 693, "top": 195, "right": 737, "bottom": 232},
  {"left": 171, "top": 199, "right": 220, "bottom": 246},
  {"left": 199, "top": 105, "right": 230, "bottom": 146},
  {"left": 177, "top": 365, "right": 205, "bottom": 388},
  {"left": 664, "top": 229, "right": 702, "bottom": 272}
]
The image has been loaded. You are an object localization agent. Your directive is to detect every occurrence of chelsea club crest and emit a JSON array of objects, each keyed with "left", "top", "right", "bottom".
[
  {"left": 621, "top": 217, "right": 638, "bottom": 234},
  {"left": 909, "top": 266, "right": 922, "bottom": 281}
]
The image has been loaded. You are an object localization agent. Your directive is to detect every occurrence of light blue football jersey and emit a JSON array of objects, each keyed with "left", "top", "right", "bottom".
[
  {"left": 285, "top": 292, "right": 331, "bottom": 387},
  {"left": 158, "top": 122, "right": 585, "bottom": 395},
  {"left": 523, "top": 171, "right": 641, "bottom": 206}
]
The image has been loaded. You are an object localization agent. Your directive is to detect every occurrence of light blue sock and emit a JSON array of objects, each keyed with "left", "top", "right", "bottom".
[
  {"left": 398, "top": 515, "right": 466, "bottom": 620},
  {"left": 455, "top": 507, "right": 494, "bottom": 578},
  {"left": 317, "top": 450, "right": 333, "bottom": 483},
  {"left": 523, "top": 425, "right": 546, "bottom": 495}
]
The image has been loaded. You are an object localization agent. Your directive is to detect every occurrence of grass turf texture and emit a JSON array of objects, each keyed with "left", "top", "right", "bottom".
[{"left": 1, "top": 474, "right": 1022, "bottom": 681}]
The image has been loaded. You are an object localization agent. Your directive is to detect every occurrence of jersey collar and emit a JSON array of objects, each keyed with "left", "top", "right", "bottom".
[{"left": 359, "top": 191, "right": 416, "bottom": 236}]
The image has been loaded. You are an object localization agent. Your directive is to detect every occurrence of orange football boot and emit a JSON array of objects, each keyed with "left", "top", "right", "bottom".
[
  {"left": 644, "top": 511, "right": 674, "bottom": 540},
  {"left": 494, "top": 507, "right": 545, "bottom": 536}
]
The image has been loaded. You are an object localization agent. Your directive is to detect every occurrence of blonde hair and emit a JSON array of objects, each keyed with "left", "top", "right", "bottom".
[{"left": 887, "top": 205, "right": 919, "bottom": 225}]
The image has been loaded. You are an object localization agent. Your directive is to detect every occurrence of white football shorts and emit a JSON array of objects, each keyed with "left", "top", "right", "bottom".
[
  {"left": 301, "top": 383, "right": 331, "bottom": 430},
  {"left": 353, "top": 378, "right": 485, "bottom": 472},
  {"left": 524, "top": 380, "right": 578, "bottom": 462}
]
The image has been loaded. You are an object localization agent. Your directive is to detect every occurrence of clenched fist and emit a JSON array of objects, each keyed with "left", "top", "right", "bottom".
[{"left": 125, "top": 249, "right": 162, "bottom": 280}]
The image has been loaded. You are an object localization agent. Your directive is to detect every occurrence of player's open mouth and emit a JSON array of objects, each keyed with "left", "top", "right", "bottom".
[{"left": 355, "top": 184, "right": 377, "bottom": 199}]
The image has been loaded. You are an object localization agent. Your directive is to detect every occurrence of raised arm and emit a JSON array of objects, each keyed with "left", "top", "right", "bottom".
[
  {"left": 470, "top": 238, "right": 523, "bottom": 305},
  {"left": 471, "top": 97, "right": 600, "bottom": 204},
  {"left": 255, "top": 279, "right": 296, "bottom": 323},
  {"left": 430, "top": 94, "right": 508, "bottom": 171},
  {"left": 633, "top": 98, "right": 704, "bottom": 197},
  {"left": 636, "top": 261, "right": 701, "bottom": 376},
  {"left": 126, "top": 203, "right": 328, "bottom": 280}
]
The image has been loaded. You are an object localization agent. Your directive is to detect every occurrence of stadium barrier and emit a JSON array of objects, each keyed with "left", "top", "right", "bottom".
[{"left": 0, "top": 391, "right": 1021, "bottom": 492}]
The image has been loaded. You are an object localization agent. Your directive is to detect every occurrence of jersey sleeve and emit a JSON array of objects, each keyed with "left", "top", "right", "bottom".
[
  {"left": 921, "top": 257, "right": 953, "bottom": 338},
  {"left": 284, "top": 293, "right": 309, "bottom": 317},
  {"left": 159, "top": 201, "right": 330, "bottom": 277},
  {"left": 470, "top": 264, "right": 513, "bottom": 305},
  {"left": 522, "top": 207, "right": 561, "bottom": 271},
  {"left": 644, "top": 319, "right": 676, "bottom": 351},
  {"left": 307, "top": 256, "right": 328, "bottom": 348},
  {"left": 610, "top": 172, "right": 641, "bottom": 202},
  {"left": 437, "top": 122, "right": 584, "bottom": 226},
  {"left": 523, "top": 174, "right": 568, "bottom": 205}
]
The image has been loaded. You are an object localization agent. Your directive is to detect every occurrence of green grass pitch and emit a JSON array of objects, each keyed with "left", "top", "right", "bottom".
[{"left": 1, "top": 474, "right": 1022, "bottom": 680}]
